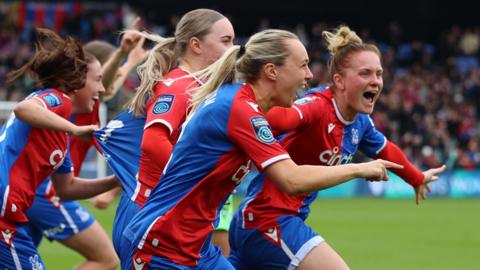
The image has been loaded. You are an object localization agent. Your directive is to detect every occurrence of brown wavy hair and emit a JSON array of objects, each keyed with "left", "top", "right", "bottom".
[{"left": 7, "top": 28, "right": 91, "bottom": 93}]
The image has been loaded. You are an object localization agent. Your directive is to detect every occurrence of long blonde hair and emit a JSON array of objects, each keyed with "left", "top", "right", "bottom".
[
  {"left": 189, "top": 29, "right": 299, "bottom": 112},
  {"left": 128, "top": 9, "right": 226, "bottom": 116},
  {"left": 323, "top": 25, "right": 380, "bottom": 81}
]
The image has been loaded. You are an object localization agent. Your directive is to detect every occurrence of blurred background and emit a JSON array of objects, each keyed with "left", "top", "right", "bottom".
[{"left": 1, "top": 1, "right": 479, "bottom": 269}]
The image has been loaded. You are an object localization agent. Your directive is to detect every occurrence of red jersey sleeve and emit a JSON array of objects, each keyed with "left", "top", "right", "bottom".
[
  {"left": 31, "top": 89, "right": 72, "bottom": 119},
  {"left": 227, "top": 98, "right": 290, "bottom": 171},
  {"left": 376, "top": 140, "right": 424, "bottom": 188},
  {"left": 144, "top": 79, "right": 194, "bottom": 136}
]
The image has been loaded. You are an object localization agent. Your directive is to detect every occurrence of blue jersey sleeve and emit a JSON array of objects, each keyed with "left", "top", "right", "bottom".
[
  {"left": 359, "top": 115, "right": 387, "bottom": 157},
  {"left": 55, "top": 150, "right": 74, "bottom": 174}
]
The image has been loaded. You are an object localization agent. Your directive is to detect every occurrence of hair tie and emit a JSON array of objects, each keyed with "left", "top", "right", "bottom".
[{"left": 238, "top": 45, "right": 246, "bottom": 57}]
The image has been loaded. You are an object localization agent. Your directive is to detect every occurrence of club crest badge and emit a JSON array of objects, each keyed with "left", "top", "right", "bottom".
[
  {"left": 153, "top": 94, "right": 175, "bottom": 114},
  {"left": 250, "top": 116, "right": 274, "bottom": 144}
]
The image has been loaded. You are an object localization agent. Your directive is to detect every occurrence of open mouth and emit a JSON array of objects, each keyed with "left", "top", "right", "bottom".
[
  {"left": 300, "top": 83, "right": 309, "bottom": 90},
  {"left": 363, "top": 90, "right": 377, "bottom": 104}
]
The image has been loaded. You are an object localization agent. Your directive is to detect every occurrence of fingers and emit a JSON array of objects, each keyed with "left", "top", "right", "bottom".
[
  {"left": 426, "top": 183, "right": 432, "bottom": 193},
  {"left": 130, "top": 16, "right": 141, "bottom": 30},
  {"left": 379, "top": 159, "right": 404, "bottom": 169},
  {"left": 432, "top": 164, "right": 447, "bottom": 174}
]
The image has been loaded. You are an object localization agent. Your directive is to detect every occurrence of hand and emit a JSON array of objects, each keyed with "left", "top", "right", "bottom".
[
  {"left": 360, "top": 159, "right": 404, "bottom": 182},
  {"left": 125, "top": 36, "right": 147, "bottom": 68},
  {"left": 91, "top": 179, "right": 120, "bottom": 209},
  {"left": 120, "top": 17, "right": 142, "bottom": 54},
  {"left": 91, "top": 191, "right": 116, "bottom": 209},
  {"left": 415, "top": 164, "right": 446, "bottom": 205},
  {"left": 71, "top": 124, "right": 98, "bottom": 140}
]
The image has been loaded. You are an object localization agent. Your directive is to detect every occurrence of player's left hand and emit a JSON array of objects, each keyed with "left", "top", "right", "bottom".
[
  {"left": 415, "top": 164, "right": 446, "bottom": 205},
  {"left": 120, "top": 17, "right": 142, "bottom": 54}
]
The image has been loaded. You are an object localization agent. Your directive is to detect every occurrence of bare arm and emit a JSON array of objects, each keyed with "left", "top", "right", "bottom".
[
  {"left": 103, "top": 37, "right": 147, "bottom": 101},
  {"left": 265, "top": 159, "right": 403, "bottom": 195},
  {"left": 51, "top": 172, "right": 119, "bottom": 201},
  {"left": 14, "top": 99, "right": 96, "bottom": 136},
  {"left": 102, "top": 17, "right": 142, "bottom": 96}
]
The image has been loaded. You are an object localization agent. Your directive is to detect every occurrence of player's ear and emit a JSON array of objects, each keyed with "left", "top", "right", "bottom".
[
  {"left": 332, "top": 73, "right": 344, "bottom": 90},
  {"left": 189, "top": 37, "right": 202, "bottom": 55},
  {"left": 263, "top": 63, "right": 277, "bottom": 81}
]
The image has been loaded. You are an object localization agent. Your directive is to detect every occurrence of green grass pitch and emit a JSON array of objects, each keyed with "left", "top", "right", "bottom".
[{"left": 39, "top": 198, "right": 479, "bottom": 269}]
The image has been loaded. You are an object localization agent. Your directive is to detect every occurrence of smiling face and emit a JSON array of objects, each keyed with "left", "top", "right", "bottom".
[
  {"left": 333, "top": 50, "right": 383, "bottom": 117},
  {"left": 72, "top": 59, "right": 105, "bottom": 113},
  {"left": 273, "top": 38, "right": 313, "bottom": 107}
]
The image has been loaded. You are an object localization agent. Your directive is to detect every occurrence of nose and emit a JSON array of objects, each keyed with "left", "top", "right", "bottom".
[
  {"left": 98, "top": 84, "right": 106, "bottom": 94},
  {"left": 305, "top": 66, "right": 313, "bottom": 81},
  {"left": 370, "top": 75, "right": 382, "bottom": 87}
]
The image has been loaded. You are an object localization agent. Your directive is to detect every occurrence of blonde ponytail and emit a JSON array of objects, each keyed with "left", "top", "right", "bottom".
[{"left": 189, "top": 45, "right": 240, "bottom": 112}]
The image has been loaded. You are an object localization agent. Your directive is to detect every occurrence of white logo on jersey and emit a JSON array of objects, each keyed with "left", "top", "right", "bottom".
[
  {"left": 29, "top": 255, "right": 44, "bottom": 270},
  {"left": 231, "top": 164, "right": 250, "bottom": 185},
  {"left": 100, "top": 120, "right": 124, "bottom": 143},
  {"left": 1, "top": 229, "right": 12, "bottom": 244},
  {"left": 247, "top": 101, "right": 260, "bottom": 112},
  {"left": 328, "top": 123, "right": 335, "bottom": 134},
  {"left": 49, "top": 149, "right": 64, "bottom": 169},
  {"left": 162, "top": 78, "right": 175, "bottom": 87},
  {"left": 133, "top": 258, "right": 145, "bottom": 270},
  {"left": 351, "top": 128, "right": 359, "bottom": 145},
  {"left": 319, "top": 146, "right": 353, "bottom": 165},
  {"left": 202, "top": 91, "right": 217, "bottom": 108},
  {"left": 264, "top": 227, "right": 278, "bottom": 242}
]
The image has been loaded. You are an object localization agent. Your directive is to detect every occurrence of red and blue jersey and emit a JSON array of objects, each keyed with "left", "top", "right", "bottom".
[
  {"left": 125, "top": 83, "right": 290, "bottom": 266},
  {"left": 240, "top": 86, "right": 387, "bottom": 229},
  {"left": 132, "top": 68, "right": 200, "bottom": 206},
  {"left": 0, "top": 89, "right": 73, "bottom": 223}
]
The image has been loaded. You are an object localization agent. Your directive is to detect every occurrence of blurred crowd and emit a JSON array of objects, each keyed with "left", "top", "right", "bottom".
[{"left": 1, "top": 2, "right": 479, "bottom": 169}]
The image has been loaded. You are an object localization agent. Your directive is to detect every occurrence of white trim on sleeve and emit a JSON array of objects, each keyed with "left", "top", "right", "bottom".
[
  {"left": 292, "top": 105, "right": 303, "bottom": 120},
  {"left": 144, "top": 119, "right": 173, "bottom": 135},
  {"left": 260, "top": 154, "right": 290, "bottom": 170},
  {"left": 375, "top": 136, "right": 387, "bottom": 155}
]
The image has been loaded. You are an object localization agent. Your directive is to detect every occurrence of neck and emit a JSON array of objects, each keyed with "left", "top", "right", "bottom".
[
  {"left": 179, "top": 54, "right": 205, "bottom": 73},
  {"left": 249, "top": 80, "right": 276, "bottom": 113},
  {"left": 333, "top": 91, "right": 357, "bottom": 121}
]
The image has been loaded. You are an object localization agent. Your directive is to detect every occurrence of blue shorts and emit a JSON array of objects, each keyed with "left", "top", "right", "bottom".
[
  {"left": 26, "top": 188, "right": 95, "bottom": 247},
  {"left": 112, "top": 192, "right": 140, "bottom": 256},
  {"left": 228, "top": 212, "right": 324, "bottom": 270},
  {"left": 0, "top": 221, "right": 46, "bottom": 270},
  {"left": 121, "top": 235, "right": 233, "bottom": 270}
]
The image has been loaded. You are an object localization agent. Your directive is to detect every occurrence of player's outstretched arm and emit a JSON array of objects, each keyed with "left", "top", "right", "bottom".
[
  {"left": 376, "top": 140, "right": 446, "bottom": 204},
  {"left": 264, "top": 158, "right": 403, "bottom": 195},
  {"left": 14, "top": 98, "right": 97, "bottom": 136},
  {"left": 51, "top": 172, "right": 118, "bottom": 201}
]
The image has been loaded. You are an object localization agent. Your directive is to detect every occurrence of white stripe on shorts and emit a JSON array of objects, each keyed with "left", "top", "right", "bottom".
[
  {"left": 282, "top": 235, "right": 325, "bottom": 269},
  {"left": 10, "top": 243, "right": 23, "bottom": 270}
]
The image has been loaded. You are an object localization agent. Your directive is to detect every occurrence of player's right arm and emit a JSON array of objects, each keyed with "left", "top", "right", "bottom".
[
  {"left": 51, "top": 172, "right": 119, "bottom": 201},
  {"left": 265, "top": 158, "right": 402, "bottom": 195},
  {"left": 266, "top": 95, "right": 320, "bottom": 135},
  {"left": 14, "top": 98, "right": 96, "bottom": 137},
  {"left": 265, "top": 106, "right": 302, "bottom": 135}
]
